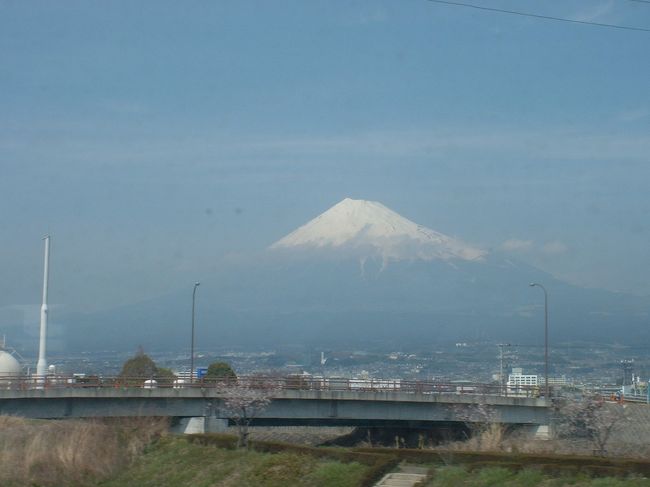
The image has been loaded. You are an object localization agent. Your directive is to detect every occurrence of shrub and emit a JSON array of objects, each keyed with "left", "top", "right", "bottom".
[{"left": 205, "top": 361, "right": 237, "bottom": 381}]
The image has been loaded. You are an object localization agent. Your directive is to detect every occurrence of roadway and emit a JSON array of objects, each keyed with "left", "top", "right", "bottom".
[{"left": 0, "top": 377, "right": 549, "bottom": 430}]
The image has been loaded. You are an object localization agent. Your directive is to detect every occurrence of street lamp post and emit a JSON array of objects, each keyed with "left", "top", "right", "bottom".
[
  {"left": 529, "top": 282, "right": 549, "bottom": 398},
  {"left": 498, "top": 343, "right": 511, "bottom": 396},
  {"left": 190, "top": 282, "right": 200, "bottom": 383}
]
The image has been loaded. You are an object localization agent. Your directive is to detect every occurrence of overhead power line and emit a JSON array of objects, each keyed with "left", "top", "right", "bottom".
[{"left": 424, "top": 0, "right": 650, "bottom": 33}]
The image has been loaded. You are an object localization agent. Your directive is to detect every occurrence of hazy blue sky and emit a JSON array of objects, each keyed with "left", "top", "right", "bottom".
[{"left": 1, "top": 0, "right": 649, "bottom": 313}]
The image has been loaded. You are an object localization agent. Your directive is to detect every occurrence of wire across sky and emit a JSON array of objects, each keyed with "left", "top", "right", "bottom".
[{"left": 424, "top": 0, "right": 650, "bottom": 33}]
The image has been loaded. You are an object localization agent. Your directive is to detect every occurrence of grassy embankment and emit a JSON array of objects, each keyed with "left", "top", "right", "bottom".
[
  {"left": 426, "top": 465, "right": 650, "bottom": 486},
  {"left": 0, "top": 415, "right": 168, "bottom": 487},
  {"left": 0, "top": 417, "right": 386, "bottom": 487},
  {"left": 101, "top": 435, "right": 370, "bottom": 487},
  {"left": 3, "top": 416, "right": 650, "bottom": 487},
  {"left": 103, "top": 434, "right": 650, "bottom": 487}
]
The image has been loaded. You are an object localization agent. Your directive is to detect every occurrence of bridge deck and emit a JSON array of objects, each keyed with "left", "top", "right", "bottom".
[{"left": 0, "top": 386, "right": 549, "bottom": 426}]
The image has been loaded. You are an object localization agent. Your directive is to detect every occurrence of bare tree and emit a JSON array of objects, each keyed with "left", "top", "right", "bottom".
[
  {"left": 217, "top": 378, "right": 273, "bottom": 448},
  {"left": 553, "top": 395, "right": 627, "bottom": 456},
  {"left": 451, "top": 401, "right": 503, "bottom": 450}
]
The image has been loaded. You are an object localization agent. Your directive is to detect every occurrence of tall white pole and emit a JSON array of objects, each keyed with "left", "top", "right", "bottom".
[{"left": 36, "top": 235, "right": 50, "bottom": 378}]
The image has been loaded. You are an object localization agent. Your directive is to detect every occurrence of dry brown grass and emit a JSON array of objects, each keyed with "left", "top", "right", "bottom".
[
  {"left": 438, "top": 423, "right": 507, "bottom": 452},
  {"left": 434, "top": 423, "right": 650, "bottom": 461},
  {"left": 0, "top": 415, "right": 168, "bottom": 486}
]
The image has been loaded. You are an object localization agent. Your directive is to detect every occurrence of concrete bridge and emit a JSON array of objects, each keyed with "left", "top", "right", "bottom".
[{"left": 0, "top": 385, "right": 550, "bottom": 436}]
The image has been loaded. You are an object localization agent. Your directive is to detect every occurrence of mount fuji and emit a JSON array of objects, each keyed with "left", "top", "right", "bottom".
[
  {"left": 57, "top": 198, "right": 650, "bottom": 352},
  {"left": 271, "top": 198, "right": 485, "bottom": 263}
]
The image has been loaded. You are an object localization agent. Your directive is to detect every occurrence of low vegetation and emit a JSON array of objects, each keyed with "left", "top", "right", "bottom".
[
  {"left": 118, "top": 348, "right": 176, "bottom": 385},
  {"left": 426, "top": 465, "right": 650, "bottom": 486},
  {"left": 0, "top": 416, "right": 168, "bottom": 487},
  {"left": 103, "top": 434, "right": 650, "bottom": 487},
  {"left": 205, "top": 361, "right": 237, "bottom": 381},
  {"left": 102, "top": 435, "right": 370, "bottom": 487},
  {"left": 0, "top": 420, "right": 380, "bottom": 487},
  {"left": 4, "top": 415, "right": 650, "bottom": 487}
]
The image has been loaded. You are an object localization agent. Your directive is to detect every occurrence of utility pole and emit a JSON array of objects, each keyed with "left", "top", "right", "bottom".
[
  {"left": 530, "top": 282, "right": 549, "bottom": 397},
  {"left": 190, "top": 282, "right": 200, "bottom": 383},
  {"left": 620, "top": 359, "right": 634, "bottom": 397},
  {"left": 498, "top": 343, "right": 511, "bottom": 396}
]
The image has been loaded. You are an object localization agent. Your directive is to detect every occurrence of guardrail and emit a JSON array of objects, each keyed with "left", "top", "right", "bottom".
[{"left": 0, "top": 374, "right": 546, "bottom": 398}]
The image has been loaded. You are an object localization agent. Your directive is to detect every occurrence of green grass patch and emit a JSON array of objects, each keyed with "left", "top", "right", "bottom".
[
  {"left": 433, "top": 466, "right": 470, "bottom": 487},
  {"left": 305, "top": 461, "right": 368, "bottom": 487},
  {"left": 100, "top": 436, "right": 370, "bottom": 487},
  {"left": 475, "top": 466, "right": 515, "bottom": 485},
  {"left": 425, "top": 465, "right": 650, "bottom": 487},
  {"left": 510, "top": 468, "right": 545, "bottom": 486},
  {"left": 98, "top": 434, "right": 650, "bottom": 487}
]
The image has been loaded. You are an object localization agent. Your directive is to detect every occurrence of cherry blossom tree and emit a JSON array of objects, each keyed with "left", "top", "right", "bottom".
[
  {"left": 217, "top": 378, "right": 273, "bottom": 448},
  {"left": 553, "top": 395, "right": 627, "bottom": 456}
]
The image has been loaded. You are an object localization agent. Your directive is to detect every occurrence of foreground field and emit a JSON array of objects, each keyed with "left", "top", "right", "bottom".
[
  {"left": 102, "top": 436, "right": 650, "bottom": 487},
  {"left": 2, "top": 416, "right": 650, "bottom": 487},
  {"left": 103, "top": 437, "right": 650, "bottom": 487},
  {"left": 100, "top": 436, "right": 369, "bottom": 487}
]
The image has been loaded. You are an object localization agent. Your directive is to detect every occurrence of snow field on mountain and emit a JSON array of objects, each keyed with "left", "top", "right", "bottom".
[{"left": 271, "top": 198, "right": 485, "bottom": 262}]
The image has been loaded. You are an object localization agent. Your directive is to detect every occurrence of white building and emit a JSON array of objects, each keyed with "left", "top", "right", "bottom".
[{"left": 507, "top": 368, "right": 538, "bottom": 395}]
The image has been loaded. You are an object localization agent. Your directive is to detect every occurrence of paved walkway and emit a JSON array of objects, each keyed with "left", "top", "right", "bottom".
[{"left": 375, "top": 464, "right": 429, "bottom": 487}]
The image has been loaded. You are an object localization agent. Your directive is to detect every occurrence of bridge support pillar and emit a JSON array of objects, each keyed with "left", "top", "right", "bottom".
[
  {"left": 170, "top": 417, "right": 228, "bottom": 434},
  {"left": 171, "top": 417, "right": 206, "bottom": 434}
]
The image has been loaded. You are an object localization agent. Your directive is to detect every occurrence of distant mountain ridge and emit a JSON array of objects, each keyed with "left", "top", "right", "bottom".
[{"left": 52, "top": 198, "right": 650, "bottom": 352}]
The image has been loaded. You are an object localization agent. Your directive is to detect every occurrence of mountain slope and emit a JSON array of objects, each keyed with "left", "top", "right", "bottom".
[
  {"left": 60, "top": 250, "right": 650, "bottom": 352},
  {"left": 56, "top": 199, "right": 650, "bottom": 352},
  {"left": 271, "top": 198, "right": 485, "bottom": 262}
]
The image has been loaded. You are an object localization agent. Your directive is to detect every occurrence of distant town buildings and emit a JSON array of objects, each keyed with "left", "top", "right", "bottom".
[
  {"left": 507, "top": 367, "right": 538, "bottom": 395},
  {"left": 507, "top": 368, "right": 571, "bottom": 395}
]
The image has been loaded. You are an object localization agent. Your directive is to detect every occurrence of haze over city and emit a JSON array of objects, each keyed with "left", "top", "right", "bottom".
[{"left": 1, "top": 1, "right": 649, "bottom": 351}]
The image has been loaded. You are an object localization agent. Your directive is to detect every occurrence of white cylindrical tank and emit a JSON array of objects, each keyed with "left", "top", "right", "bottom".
[
  {"left": 0, "top": 351, "right": 22, "bottom": 378},
  {"left": 0, "top": 350, "right": 23, "bottom": 387}
]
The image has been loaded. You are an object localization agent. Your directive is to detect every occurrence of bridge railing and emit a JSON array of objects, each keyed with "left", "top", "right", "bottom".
[{"left": 0, "top": 374, "right": 546, "bottom": 398}]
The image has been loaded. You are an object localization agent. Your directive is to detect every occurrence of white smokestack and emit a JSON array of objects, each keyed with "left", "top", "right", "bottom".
[{"left": 36, "top": 235, "right": 50, "bottom": 378}]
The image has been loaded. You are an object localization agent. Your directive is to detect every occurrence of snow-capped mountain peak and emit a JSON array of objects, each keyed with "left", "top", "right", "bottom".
[{"left": 270, "top": 198, "right": 486, "bottom": 262}]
